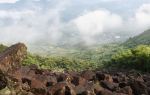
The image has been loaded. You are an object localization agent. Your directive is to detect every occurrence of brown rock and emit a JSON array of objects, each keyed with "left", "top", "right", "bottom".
[
  {"left": 75, "top": 85, "right": 86, "bottom": 94},
  {"left": 0, "top": 43, "right": 27, "bottom": 73},
  {"left": 129, "top": 80, "right": 148, "bottom": 95},
  {"left": 47, "top": 82, "right": 76, "bottom": 95},
  {"left": 100, "top": 81, "right": 118, "bottom": 91},
  {"left": 30, "top": 78, "right": 47, "bottom": 95},
  {"left": 99, "top": 89, "right": 114, "bottom": 95},
  {"left": 117, "top": 86, "right": 133, "bottom": 95},
  {"left": 96, "top": 72, "right": 113, "bottom": 83},
  {"left": 81, "top": 70, "right": 95, "bottom": 81},
  {"left": 71, "top": 76, "right": 87, "bottom": 86},
  {"left": 46, "top": 75, "right": 57, "bottom": 87},
  {"left": 119, "top": 82, "right": 128, "bottom": 88},
  {"left": 55, "top": 73, "right": 72, "bottom": 83},
  {"left": 0, "top": 71, "right": 7, "bottom": 90}
]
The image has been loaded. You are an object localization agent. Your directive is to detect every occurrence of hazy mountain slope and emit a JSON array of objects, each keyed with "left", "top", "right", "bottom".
[{"left": 123, "top": 29, "right": 150, "bottom": 47}]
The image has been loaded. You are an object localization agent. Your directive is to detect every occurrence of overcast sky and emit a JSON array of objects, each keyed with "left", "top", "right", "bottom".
[{"left": 0, "top": 0, "right": 150, "bottom": 45}]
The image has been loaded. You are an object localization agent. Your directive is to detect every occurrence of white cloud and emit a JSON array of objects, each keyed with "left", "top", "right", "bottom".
[
  {"left": 0, "top": 0, "right": 19, "bottom": 3},
  {"left": 135, "top": 4, "right": 150, "bottom": 30},
  {"left": 70, "top": 3, "right": 150, "bottom": 44},
  {"left": 0, "top": 0, "right": 69, "bottom": 45},
  {"left": 100, "top": 0, "right": 126, "bottom": 2},
  {"left": 72, "top": 10, "right": 123, "bottom": 44},
  {"left": 0, "top": 10, "right": 35, "bottom": 19},
  {"left": 0, "top": 0, "right": 150, "bottom": 46},
  {"left": 124, "top": 4, "right": 150, "bottom": 34}
]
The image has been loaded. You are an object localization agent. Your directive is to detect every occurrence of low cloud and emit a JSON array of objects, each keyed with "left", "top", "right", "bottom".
[
  {"left": 124, "top": 4, "right": 150, "bottom": 35},
  {"left": 72, "top": 10, "right": 123, "bottom": 44},
  {"left": 0, "top": 10, "right": 34, "bottom": 19},
  {"left": 0, "top": 0, "right": 68, "bottom": 45},
  {"left": 100, "top": 0, "right": 126, "bottom": 2},
  {"left": 135, "top": 4, "right": 150, "bottom": 30},
  {"left": 0, "top": 1, "right": 150, "bottom": 47},
  {"left": 0, "top": 0, "right": 19, "bottom": 3},
  {"left": 70, "top": 4, "right": 150, "bottom": 44}
]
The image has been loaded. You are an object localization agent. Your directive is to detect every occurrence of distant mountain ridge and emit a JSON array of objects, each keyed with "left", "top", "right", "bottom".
[{"left": 123, "top": 29, "right": 150, "bottom": 47}]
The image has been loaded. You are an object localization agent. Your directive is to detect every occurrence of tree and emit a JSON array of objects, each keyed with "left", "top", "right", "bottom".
[{"left": 111, "top": 45, "right": 150, "bottom": 72}]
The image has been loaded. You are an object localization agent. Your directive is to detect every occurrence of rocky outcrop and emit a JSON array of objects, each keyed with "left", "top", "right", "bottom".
[
  {"left": 0, "top": 43, "right": 150, "bottom": 95},
  {"left": 0, "top": 43, "right": 27, "bottom": 73},
  {"left": 0, "top": 43, "right": 27, "bottom": 91},
  {"left": 5, "top": 67, "right": 150, "bottom": 95}
]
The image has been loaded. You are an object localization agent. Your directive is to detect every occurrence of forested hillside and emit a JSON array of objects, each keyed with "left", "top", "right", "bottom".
[
  {"left": 22, "top": 44, "right": 124, "bottom": 71},
  {"left": 123, "top": 29, "right": 150, "bottom": 47},
  {"left": 111, "top": 45, "right": 150, "bottom": 72},
  {"left": 0, "top": 29, "right": 150, "bottom": 72}
]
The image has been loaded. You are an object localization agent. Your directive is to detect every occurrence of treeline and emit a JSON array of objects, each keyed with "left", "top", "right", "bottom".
[
  {"left": 22, "top": 54, "right": 100, "bottom": 72},
  {"left": 22, "top": 44, "right": 121, "bottom": 72},
  {"left": 123, "top": 29, "right": 150, "bottom": 48},
  {"left": 111, "top": 45, "right": 150, "bottom": 72},
  {"left": 0, "top": 43, "right": 150, "bottom": 72}
]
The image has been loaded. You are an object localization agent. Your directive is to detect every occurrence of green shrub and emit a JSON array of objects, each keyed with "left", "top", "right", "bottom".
[
  {"left": 22, "top": 53, "right": 100, "bottom": 72},
  {"left": 111, "top": 45, "right": 150, "bottom": 72},
  {"left": 22, "top": 44, "right": 124, "bottom": 71}
]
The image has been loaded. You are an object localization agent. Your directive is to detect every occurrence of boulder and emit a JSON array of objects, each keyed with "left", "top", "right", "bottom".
[
  {"left": 0, "top": 71, "right": 7, "bottom": 90},
  {"left": 129, "top": 80, "right": 149, "bottom": 95},
  {"left": 47, "top": 82, "right": 76, "bottom": 95},
  {"left": 0, "top": 43, "right": 27, "bottom": 73},
  {"left": 117, "top": 86, "right": 133, "bottom": 95},
  {"left": 100, "top": 81, "right": 118, "bottom": 91},
  {"left": 81, "top": 70, "right": 95, "bottom": 81},
  {"left": 71, "top": 76, "right": 87, "bottom": 86}
]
